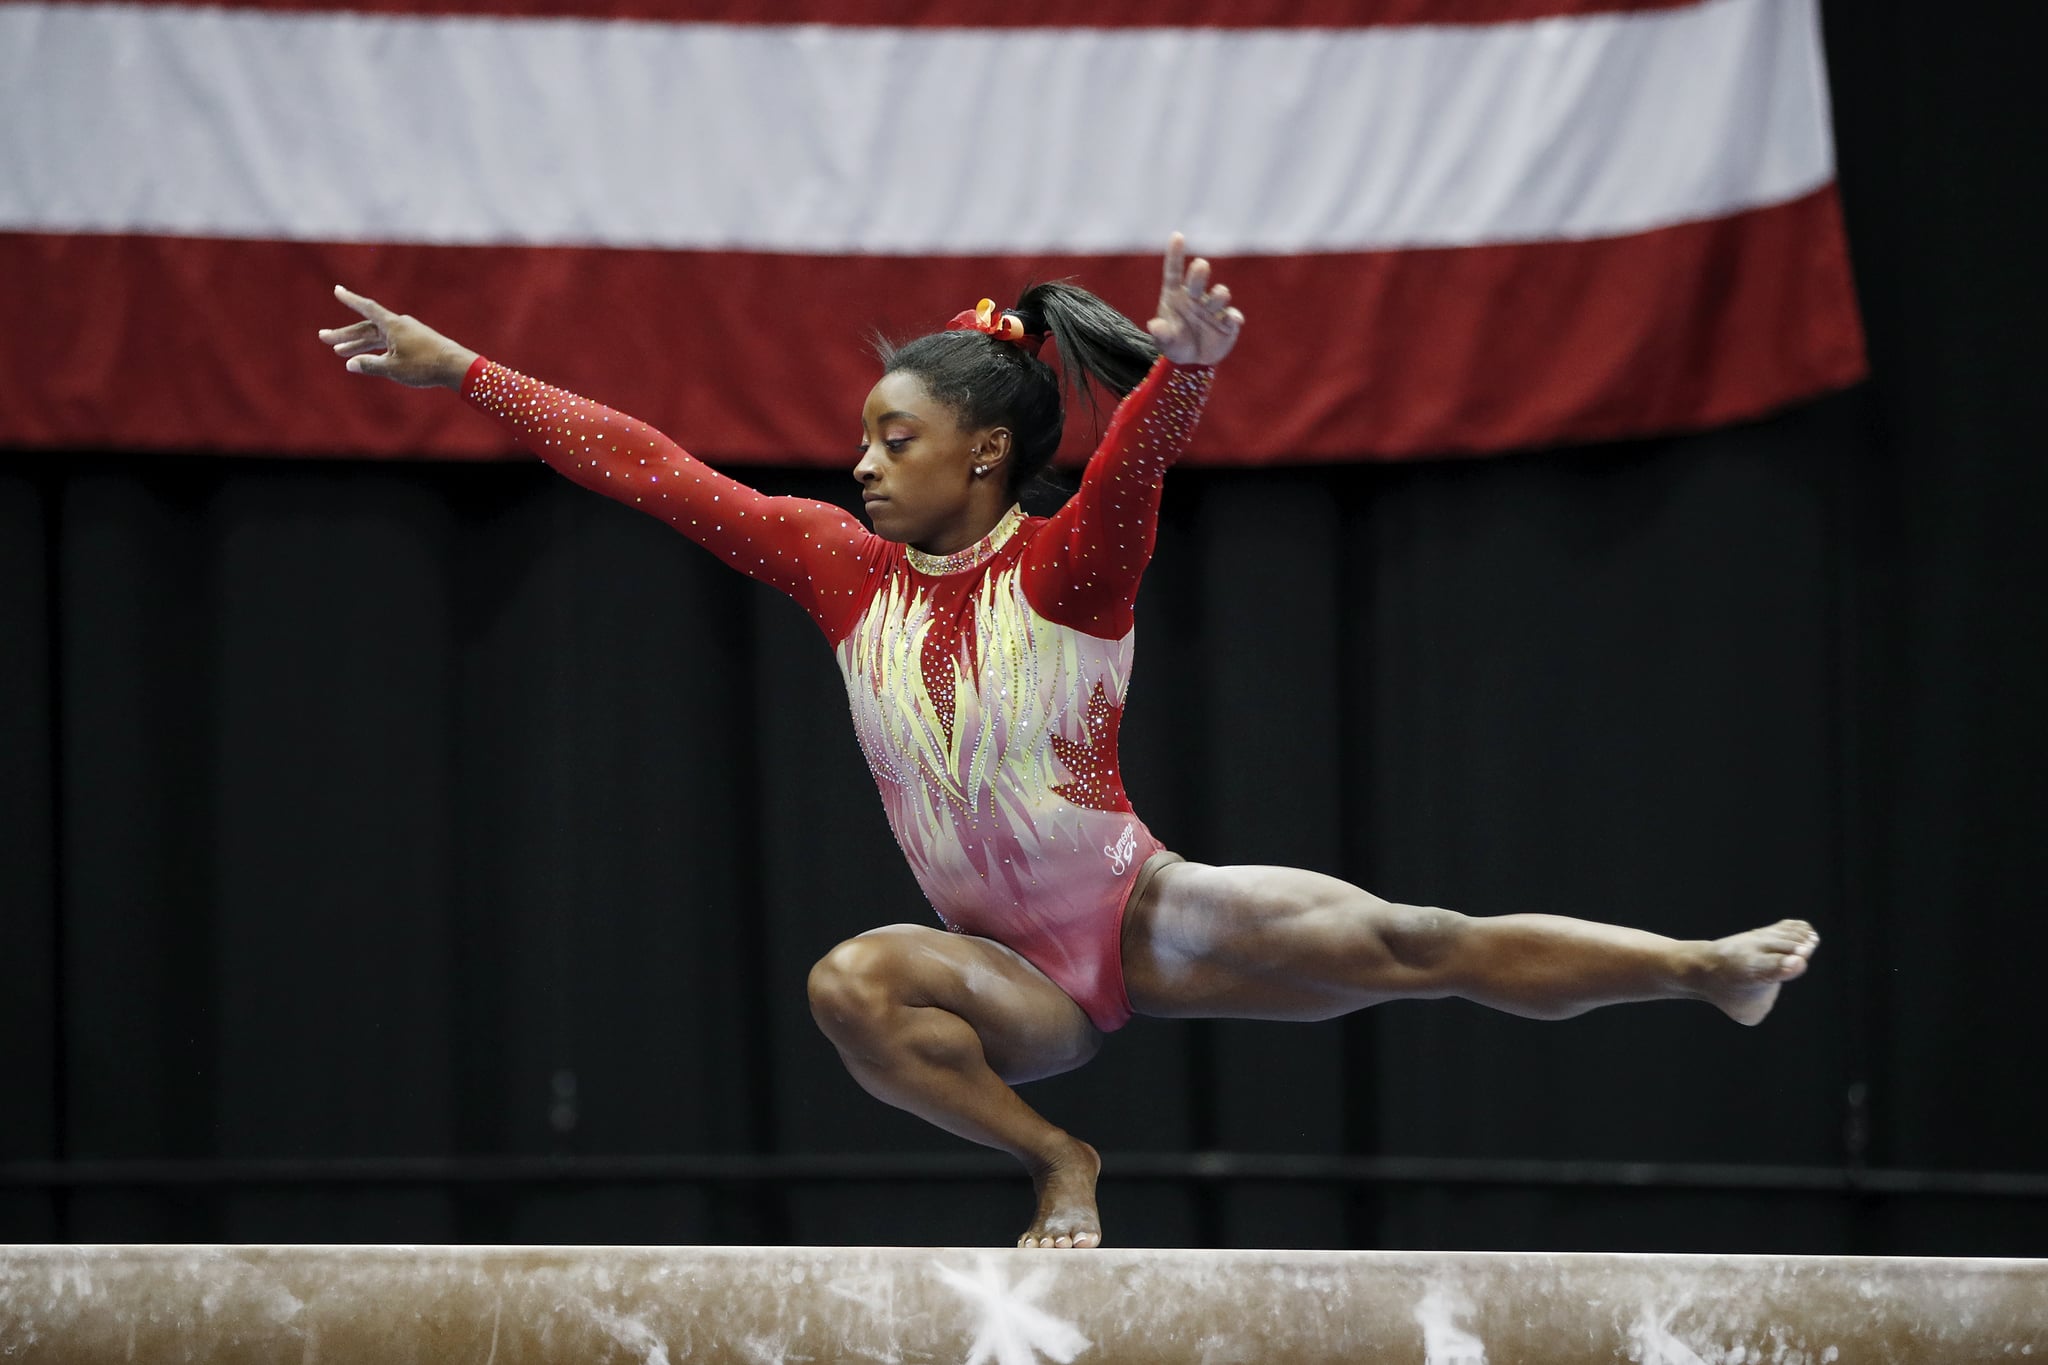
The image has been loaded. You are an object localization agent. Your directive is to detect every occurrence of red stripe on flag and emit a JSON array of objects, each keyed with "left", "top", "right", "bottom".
[
  {"left": 118, "top": 0, "right": 1709, "bottom": 29},
  {"left": 0, "top": 190, "right": 1864, "bottom": 464}
]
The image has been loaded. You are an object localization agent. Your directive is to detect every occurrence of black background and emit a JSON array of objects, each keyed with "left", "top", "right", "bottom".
[{"left": 2, "top": 2, "right": 2042, "bottom": 1253}]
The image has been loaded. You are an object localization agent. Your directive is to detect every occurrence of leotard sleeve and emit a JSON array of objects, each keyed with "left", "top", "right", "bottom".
[
  {"left": 463, "top": 357, "right": 877, "bottom": 638},
  {"left": 1019, "top": 357, "right": 1213, "bottom": 638}
]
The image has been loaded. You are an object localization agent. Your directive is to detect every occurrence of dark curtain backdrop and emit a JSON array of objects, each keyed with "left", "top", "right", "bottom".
[{"left": 2, "top": 1, "right": 2043, "bottom": 1253}]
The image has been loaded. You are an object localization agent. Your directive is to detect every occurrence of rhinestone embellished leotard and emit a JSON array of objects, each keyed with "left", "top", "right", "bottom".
[{"left": 463, "top": 355, "right": 1212, "bottom": 1032}]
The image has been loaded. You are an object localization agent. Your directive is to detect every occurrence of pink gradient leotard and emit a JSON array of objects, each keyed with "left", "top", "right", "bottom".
[{"left": 463, "top": 355, "right": 1213, "bottom": 1032}]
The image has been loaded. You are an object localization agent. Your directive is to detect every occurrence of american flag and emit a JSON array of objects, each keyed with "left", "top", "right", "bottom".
[{"left": 0, "top": 0, "right": 1865, "bottom": 463}]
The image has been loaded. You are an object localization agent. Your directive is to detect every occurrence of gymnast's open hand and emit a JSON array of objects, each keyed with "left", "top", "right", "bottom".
[
  {"left": 1146, "top": 232, "right": 1245, "bottom": 366},
  {"left": 317, "top": 286, "right": 478, "bottom": 390}
]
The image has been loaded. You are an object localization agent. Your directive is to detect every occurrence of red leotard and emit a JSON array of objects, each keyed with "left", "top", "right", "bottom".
[{"left": 463, "top": 355, "right": 1212, "bottom": 1032}]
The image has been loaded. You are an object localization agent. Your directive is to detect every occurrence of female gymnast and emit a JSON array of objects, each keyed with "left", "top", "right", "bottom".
[{"left": 319, "top": 235, "right": 1819, "bottom": 1250}]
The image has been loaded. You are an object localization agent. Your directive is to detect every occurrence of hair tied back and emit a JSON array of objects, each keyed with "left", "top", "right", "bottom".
[{"left": 947, "top": 299, "right": 1045, "bottom": 357}]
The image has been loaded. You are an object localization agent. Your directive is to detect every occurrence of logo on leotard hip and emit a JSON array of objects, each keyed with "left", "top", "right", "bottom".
[{"left": 1105, "top": 823, "right": 1138, "bottom": 876}]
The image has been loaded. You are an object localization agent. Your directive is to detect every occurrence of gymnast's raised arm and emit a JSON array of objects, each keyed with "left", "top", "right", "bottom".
[
  {"left": 1019, "top": 235, "right": 1245, "bottom": 637},
  {"left": 317, "top": 287, "right": 875, "bottom": 635}
]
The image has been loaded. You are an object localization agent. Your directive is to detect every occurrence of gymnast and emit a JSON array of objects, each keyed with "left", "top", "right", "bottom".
[{"left": 319, "top": 235, "right": 1819, "bottom": 1250}]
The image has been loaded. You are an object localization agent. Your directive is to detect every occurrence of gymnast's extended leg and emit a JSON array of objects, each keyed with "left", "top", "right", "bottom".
[
  {"left": 1121, "top": 859, "right": 1818, "bottom": 1023},
  {"left": 806, "top": 924, "right": 1108, "bottom": 1249}
]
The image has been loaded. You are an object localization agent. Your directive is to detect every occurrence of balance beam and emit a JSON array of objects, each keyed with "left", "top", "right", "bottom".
[{"left": 2, "top": 1245, "right": 2042, "bottom": 1364}]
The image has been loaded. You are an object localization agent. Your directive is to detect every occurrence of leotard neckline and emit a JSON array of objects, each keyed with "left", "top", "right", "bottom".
[{"left": 905, "top": 504, "right": 1028, "bottom": 577}]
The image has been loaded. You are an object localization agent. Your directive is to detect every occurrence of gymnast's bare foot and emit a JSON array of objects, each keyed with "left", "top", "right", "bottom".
[
  {"left": 1019, "top": 1140, "right": 1103, "bottom": 1249},
  {"left": 1697, "top": 919, "right": 1820, "bottom": 1025}
]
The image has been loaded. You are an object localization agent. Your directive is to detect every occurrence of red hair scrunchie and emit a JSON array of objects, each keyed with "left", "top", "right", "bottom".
[{"left": 947, "top": 298, "right": 1045, "bottom": 357}]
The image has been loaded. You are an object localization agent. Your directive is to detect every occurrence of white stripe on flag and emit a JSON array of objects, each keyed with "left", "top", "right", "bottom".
[{"left": 1, "top": 0, "right": 1835, "bottom": 252}]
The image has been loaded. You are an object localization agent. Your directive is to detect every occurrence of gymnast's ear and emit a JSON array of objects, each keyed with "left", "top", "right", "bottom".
[{"left": 971, "top": 427, "right": 1015, "bottom": 479}]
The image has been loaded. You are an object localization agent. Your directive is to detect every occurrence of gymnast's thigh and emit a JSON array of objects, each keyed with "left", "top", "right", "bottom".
[
  {"left": 824, "top": 923, "right": 1105, "bottom": 1085},
  {"left": 1119, "top": 861, "right": 1426, "bottom": 1021}
]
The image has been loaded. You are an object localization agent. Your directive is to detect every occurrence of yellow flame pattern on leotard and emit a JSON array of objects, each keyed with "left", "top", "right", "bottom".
[{"left": 835, "top": 560, "right": 1137, "bottom": 933}]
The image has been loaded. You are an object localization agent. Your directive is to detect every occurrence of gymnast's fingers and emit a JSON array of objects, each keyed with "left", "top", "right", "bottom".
[
  {"left": 1161, "top": 231, "right": 1186, "bottom": 293},
  {"left": 333, "top": 284, "right": 395, "bottom": 324},
  {"left": 317, "top": 319, "right": 381, "bottom": 345},
  {"left": 1206, "top": 302, "right": 1245, "bottom": 339}
]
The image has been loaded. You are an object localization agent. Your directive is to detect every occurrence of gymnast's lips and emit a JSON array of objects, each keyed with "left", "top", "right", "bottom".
[{"left": 862, "top": 493, "right": 888, "bottom": 506}]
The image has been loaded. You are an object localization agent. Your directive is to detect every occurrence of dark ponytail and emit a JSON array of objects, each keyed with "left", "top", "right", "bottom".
[{"left": 876, "top": 280, "right": 1158, "bottom": 501}]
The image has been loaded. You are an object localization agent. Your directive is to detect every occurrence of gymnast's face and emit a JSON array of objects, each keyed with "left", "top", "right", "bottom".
[{"left": 854, "top": 371, "right": 1004, "bottom": 552}]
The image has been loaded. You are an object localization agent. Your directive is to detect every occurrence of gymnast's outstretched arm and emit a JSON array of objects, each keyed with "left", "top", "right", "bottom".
[
  {"left": 317, "top": 287, "right": 876, "bottom": 635},
  {"left": 1020, "top": 235, "right": 1244, "bottom": 636}
]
